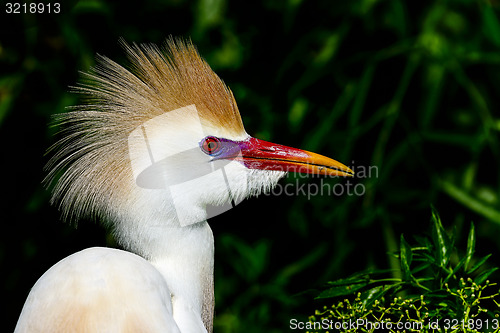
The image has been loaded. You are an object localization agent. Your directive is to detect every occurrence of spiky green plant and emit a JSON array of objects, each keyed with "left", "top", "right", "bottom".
[{"left": 308, "top": 209, "right": 500, "bottom": 333}]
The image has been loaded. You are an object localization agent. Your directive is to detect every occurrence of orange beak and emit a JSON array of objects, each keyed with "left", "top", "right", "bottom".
[{"left": 233, "top": 137, "right": 354, "bottom": 177}]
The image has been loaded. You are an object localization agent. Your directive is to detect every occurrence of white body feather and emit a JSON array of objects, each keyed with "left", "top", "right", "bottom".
[{"left": 16, "top": 248, "right": 182, "bottom": 333}]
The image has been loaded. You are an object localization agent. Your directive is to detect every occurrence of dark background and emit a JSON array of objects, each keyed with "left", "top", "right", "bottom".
[{"left": 1, "top": 0, "right": 500, "bottom": 332}]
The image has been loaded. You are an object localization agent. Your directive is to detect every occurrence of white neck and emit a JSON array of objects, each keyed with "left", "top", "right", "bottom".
[{"left": 115, "top": 215, "right": 214, "bottom": 332}]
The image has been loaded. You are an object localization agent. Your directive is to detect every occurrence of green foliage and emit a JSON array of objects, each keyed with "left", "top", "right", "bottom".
[{"left": 309, "top": 210, "right": 500, "bottom": 332}]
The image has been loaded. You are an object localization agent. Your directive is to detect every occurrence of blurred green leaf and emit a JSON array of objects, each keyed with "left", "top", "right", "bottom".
[
  {"left": 467, "top": 254, "right": 492, "bottom": 275},
  {"left": 431, "top": 207, "right": 451, "bottom": 269},
  {"left": 482, "top": 5, "right": 500, "bottom": 47},
  {"left": 197, "top": 0, "right": 225, "bottom": 29},
  {"left": 464, "top": 223, "right": 475, "bottom": 272},
  {"left": 72, "top": 0, "right": 111, "bottom": 14},
  {"left": 304, "top": 83, "right": 354, "bottom": 152},
  {"left": 275, "top": 245, "right": 326, "bottom": 285},
  {"left": 440, "top": 180, "right": 500, "bottom": 224},
  {"left": 288, "top": 97, "right": 308, "bottom": 133},
  {"left": 475, "top": 267, "right": 498, "bottom": 285},
  {"left": 400, "top": 234, "right": 412, "bottom": 281},
  {"left": 360, "top": 284, "right": 396, "bottom": 308},
  {"left": 316, "top": 280, "right": 368, "bottom": 299},
  {"left": 420, "top": 63, "right": 445, "bottom": 129},
  {"left": 220, "top": 236, "right": 269, "bottom": 282},
  {"left": 349, "top": 64, "right": 374, "bottom": 128},
  {"left": 313, "top": 34, "right": 342, "bottom": 67}
]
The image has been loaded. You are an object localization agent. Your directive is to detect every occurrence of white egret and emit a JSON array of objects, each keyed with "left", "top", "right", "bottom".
[{"left": 15, "top": 38, "right": 353, "bottom": 332}]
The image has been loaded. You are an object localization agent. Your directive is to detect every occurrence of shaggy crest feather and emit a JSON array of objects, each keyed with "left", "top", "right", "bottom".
[{"left": 46, "top": 38, "right": 246, "bottom": 223}]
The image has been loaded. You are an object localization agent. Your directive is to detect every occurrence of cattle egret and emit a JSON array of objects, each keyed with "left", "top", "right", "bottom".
[{"left": 15, "top": 38, "right": 354, "bottom": 333}]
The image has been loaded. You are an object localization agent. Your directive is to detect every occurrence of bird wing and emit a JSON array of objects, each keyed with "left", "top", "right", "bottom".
[{"left": 15, "top": 247, "right": 182, "bottom": 333}]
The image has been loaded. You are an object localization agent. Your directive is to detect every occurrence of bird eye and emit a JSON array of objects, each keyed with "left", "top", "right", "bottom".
[{"left": 201, "top": 136, "right": 221, "bottom": 155}]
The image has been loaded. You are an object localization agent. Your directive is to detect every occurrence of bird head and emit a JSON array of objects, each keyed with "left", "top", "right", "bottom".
[{"left": 46, "top": 38, "right": 353, "bottom": 236}]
